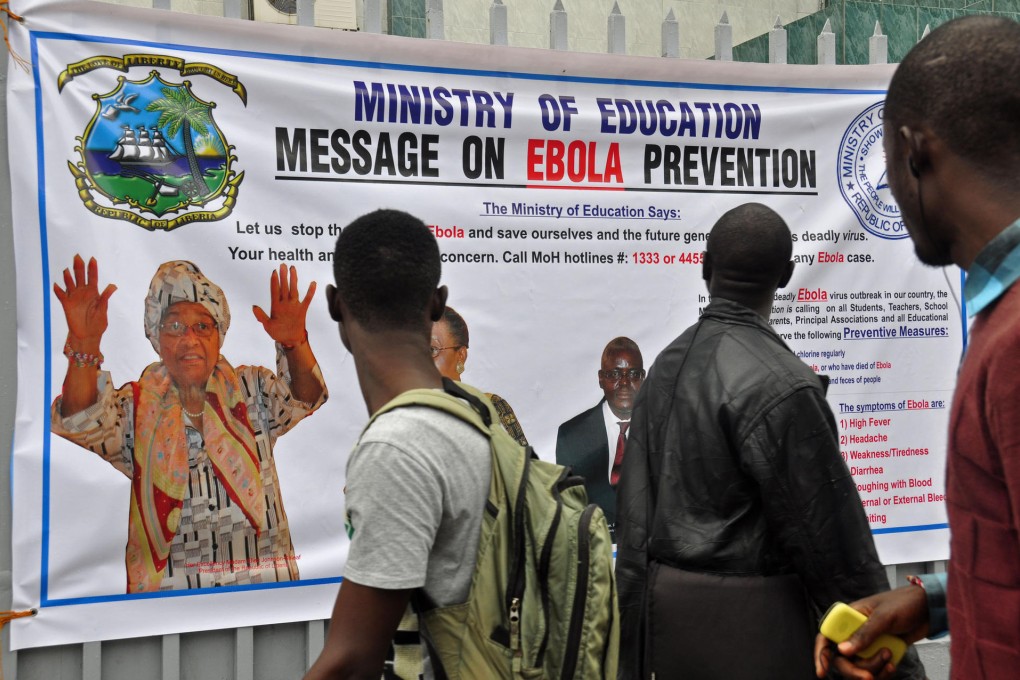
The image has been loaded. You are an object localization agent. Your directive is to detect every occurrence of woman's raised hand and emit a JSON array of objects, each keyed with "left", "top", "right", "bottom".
[
  {"left": 53, "top": 255, "right": 117, "bottom": 346},
  {"left": 252, "top": 264, "right": 316, "bottom": 348}
]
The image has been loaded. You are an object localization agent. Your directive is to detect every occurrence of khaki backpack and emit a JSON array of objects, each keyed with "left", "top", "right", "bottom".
[{"left": 366, "top": 378, "right": 619, "bottom": 680}]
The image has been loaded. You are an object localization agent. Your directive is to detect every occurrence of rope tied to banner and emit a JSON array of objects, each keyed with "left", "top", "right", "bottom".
[
  {"left": 1, "top": 0, "right": 30, "bottom": 72},
  {"left": 0, "top": 609, "right": 37, "bottom": 679}
]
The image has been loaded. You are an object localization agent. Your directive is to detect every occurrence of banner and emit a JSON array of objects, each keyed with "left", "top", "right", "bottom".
[{"left": 7, "top": 0, "right": 960, "bottom": 648}]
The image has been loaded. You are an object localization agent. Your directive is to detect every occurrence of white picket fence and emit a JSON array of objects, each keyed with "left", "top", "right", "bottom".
[{"left": 149, "top": 0, "right": 929, "bottom": 64}]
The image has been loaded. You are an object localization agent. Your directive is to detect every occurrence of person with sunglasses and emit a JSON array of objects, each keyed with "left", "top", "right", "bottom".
[
  {"left": 51, "top": 256, "right": 326, "bottom": 593},
  {"left": 556, "top": 336, "right": 645, "bottom": 542}
]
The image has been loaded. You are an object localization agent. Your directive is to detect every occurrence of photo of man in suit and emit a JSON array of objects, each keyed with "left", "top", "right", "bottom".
[{"left": 556, "top": 336, "right": 644, "bottom": 541}]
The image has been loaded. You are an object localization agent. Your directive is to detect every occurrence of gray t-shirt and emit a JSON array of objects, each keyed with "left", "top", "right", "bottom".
[{"left": 343, "top": 402, "right": 491, "bottom": 607}]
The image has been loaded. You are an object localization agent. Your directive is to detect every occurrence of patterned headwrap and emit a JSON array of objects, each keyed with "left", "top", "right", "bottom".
[{"left": 144, "top": 260, "right": 230, "bottom": 353}]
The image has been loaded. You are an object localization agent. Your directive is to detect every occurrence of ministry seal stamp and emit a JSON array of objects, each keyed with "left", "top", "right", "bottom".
[{"left": 837, "top": 101, "right": 906, "bottom": 240}]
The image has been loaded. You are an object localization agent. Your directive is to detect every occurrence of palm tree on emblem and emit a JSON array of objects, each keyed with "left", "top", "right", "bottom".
[{"left": 146, "top": 86, "right": 214, "bottom": 199}]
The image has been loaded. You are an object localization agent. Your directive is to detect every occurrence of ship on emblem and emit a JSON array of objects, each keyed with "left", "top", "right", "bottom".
[
  {"left": 72, "top": 70, "right": 239, "bottom": 222},
  {"left": 106, "top": 125, "right": 186, "bottom": 201},
  {"left": 109, "top": 126, "right": 173, "bottom": 165}
]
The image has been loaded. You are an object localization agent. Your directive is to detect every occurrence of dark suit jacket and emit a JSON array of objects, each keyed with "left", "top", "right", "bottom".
[{"left": 556, "top": 399, "right": 618, "bottom": 539}]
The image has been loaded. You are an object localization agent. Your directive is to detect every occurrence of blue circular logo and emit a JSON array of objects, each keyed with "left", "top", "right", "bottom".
[{"left": 837, "top": 101, "right": 906, "bottom": 240}]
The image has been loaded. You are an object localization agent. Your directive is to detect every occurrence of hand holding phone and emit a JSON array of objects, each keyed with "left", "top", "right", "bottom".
[{"left": 819, "top": 602, "right": 908, "bottom": 666}]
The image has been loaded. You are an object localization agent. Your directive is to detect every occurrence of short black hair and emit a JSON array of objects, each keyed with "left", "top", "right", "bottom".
[
  {"left": 706, "top": 203, "right": 791, "bottom": 289},
  {"left": 332, "top": 209, "right": 441, "bottom": 330},
  {"left": 441, "top": 306, "right": 470, "bottom": 347},
  {"left": 886, "top": 16, "right": 1020, "bottom": 181}
]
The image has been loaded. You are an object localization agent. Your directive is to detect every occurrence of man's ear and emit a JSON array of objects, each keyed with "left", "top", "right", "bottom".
[
  {"left": 778, "top": 260, "right": 795, "bottom": 288},
  {"left": 429, "top": 285, "right": 449, "bottom": 322},
  {"left": 325, "top": 284, "right": 342, "bottom": 322},
  {"left": 900, "top": 125, "right": 930, "bottom": 177}
]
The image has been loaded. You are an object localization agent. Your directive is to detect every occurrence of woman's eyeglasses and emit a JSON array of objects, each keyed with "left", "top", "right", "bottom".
[
  {"left": 160, "top": 320, "right": 216, "bottom": 338},
  {"left": 430, "top": 345, "right": 463, "bottom": 358}
]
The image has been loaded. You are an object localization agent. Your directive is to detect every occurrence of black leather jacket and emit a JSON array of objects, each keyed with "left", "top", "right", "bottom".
[{"left": 615, "top": 298, "right": 924, "bottom": 679}]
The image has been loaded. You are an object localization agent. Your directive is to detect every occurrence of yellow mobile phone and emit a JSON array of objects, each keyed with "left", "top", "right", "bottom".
[{"left": 819, "top": 602, "right": 908, "bottom": 666}]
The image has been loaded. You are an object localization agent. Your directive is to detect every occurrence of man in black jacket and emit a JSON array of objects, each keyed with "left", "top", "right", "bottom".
[{"left": 615, "top": 203, "right": 924, "bottom": 680}]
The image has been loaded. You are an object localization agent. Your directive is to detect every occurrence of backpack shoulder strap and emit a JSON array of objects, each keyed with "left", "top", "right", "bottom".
[{"left": 361, "top": 378, "right": 497, "bottom": 441}]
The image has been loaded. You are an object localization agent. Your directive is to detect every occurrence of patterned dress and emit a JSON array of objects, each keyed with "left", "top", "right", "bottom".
[
  {"left": 487, "top": 392, "right": 528, "bottom": 447},
  {"left": 51, "top": 350, "right": 327, "bottom": 591}
]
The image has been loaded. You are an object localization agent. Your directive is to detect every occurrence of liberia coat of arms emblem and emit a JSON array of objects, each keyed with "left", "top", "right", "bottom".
[{"left": 60, "top": 55, "right": 246, "bottom": 231}]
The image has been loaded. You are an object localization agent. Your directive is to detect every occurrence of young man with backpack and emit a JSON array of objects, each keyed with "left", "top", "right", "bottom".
[{"left": 306, "top": 209, "right": 617, "bottom": 680}]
